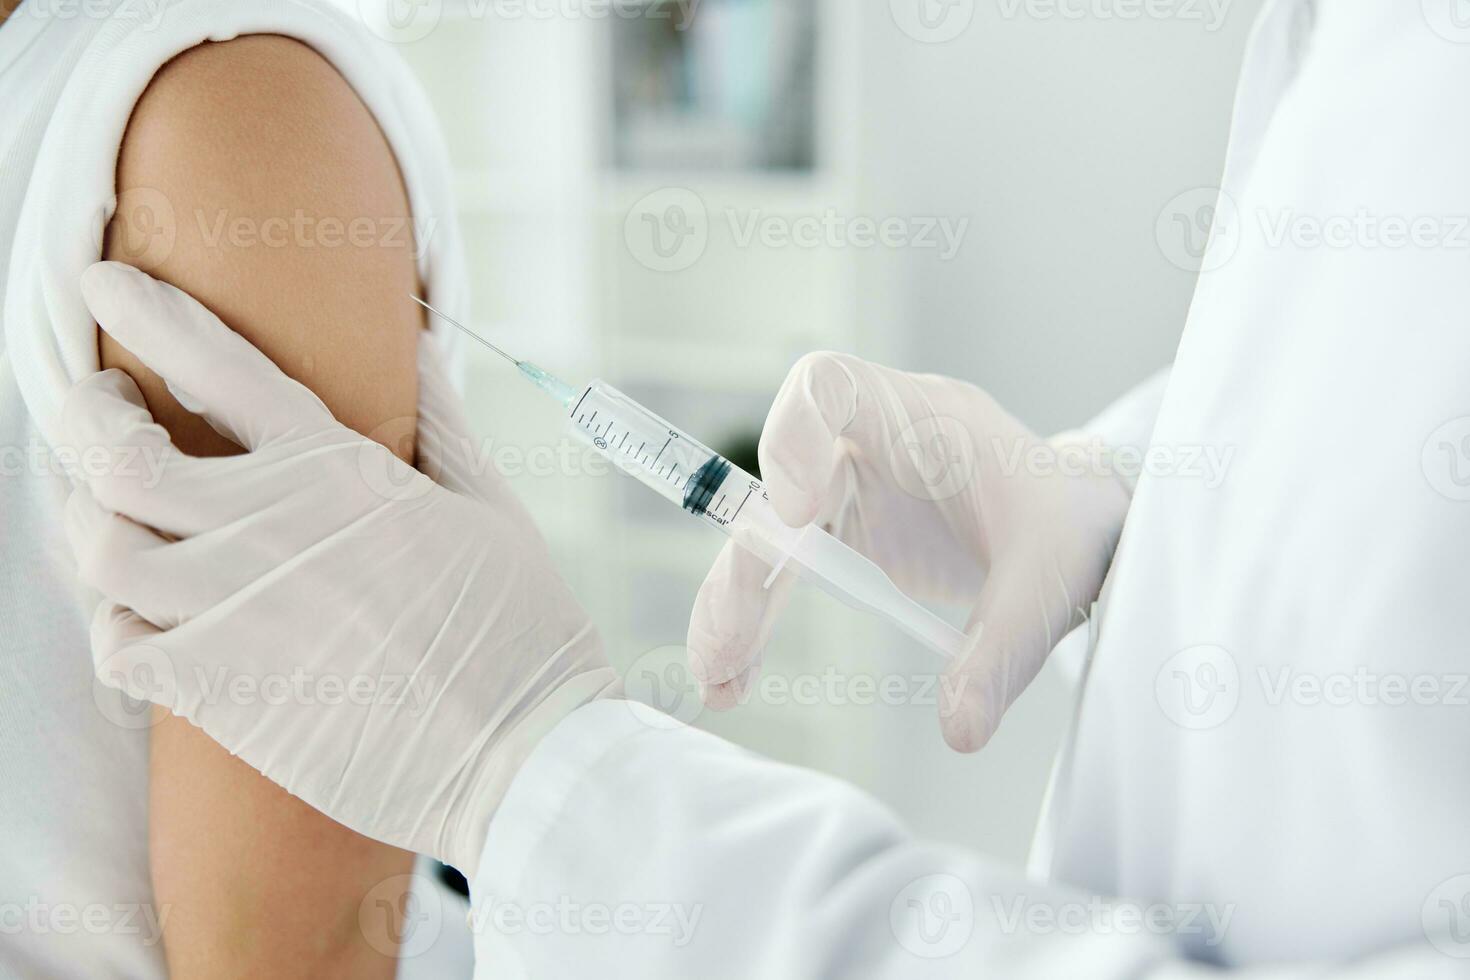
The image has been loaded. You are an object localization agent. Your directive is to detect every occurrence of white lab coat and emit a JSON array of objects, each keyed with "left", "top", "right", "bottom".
[{"left": 468, "top": 0, "right": 1470, "bottom": 974}]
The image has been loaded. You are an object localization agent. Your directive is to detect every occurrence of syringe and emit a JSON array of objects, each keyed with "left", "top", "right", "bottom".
[{"left": 412, "top": 297, "right": 969, "bottom": 661}]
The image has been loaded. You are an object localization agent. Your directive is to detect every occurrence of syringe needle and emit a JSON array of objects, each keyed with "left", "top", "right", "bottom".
[
  {"left": 408, "top": 294, "right": 581, "bottom": 408},
  {"left": 409, "top": 295, "right": 520, "bottom": 367}
]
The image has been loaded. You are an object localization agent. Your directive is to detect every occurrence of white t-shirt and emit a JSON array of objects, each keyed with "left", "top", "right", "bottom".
[{"left": 0, "top": 2, "right": 467, "bottom": 975}]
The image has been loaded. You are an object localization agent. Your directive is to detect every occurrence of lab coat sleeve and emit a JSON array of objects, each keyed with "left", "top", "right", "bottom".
[
  {"left": 468, "top": 701, "right": 1464, "bottom": 979},
  {"left": 1053, "top": 365, "right": 1172, "bottom": 492},
  {"left": 1084, "top": 365, "right": 1171, "bottom": 454}
]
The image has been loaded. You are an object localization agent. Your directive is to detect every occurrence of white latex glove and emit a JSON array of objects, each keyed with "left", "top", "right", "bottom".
[
  {"left": 63, "top": 261, "right": 619, "bottom": 875},
  {"left": 688, "top": 352, "right": 1129, "bottom": 751}
]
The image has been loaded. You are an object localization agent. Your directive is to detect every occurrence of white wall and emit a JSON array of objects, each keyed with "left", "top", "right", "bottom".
[{"left": 851, "top": 0, "right": 1264, "bottom": 432}]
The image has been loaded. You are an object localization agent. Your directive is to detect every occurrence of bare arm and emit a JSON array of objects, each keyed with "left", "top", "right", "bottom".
[{"left": 101, "top": 35, "right": 424, "bottom": 978}]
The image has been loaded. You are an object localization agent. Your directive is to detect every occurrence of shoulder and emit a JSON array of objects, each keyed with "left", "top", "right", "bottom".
[
  {"left": 119, "top": 33, "right": 409, "bottom": 229},
  {"left": 109, "top": 30, "right": 419, "bottom": 307},
  {"left": 4, "top": 0, "right": 459, "bottom": 449},
  {"left": 105, "top": 31, "right": 423, "bottom": 448}
]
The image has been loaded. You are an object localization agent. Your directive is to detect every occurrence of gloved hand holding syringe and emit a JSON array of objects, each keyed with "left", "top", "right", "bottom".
[{"left": 411, "top": 296, "right": 971, "bottom": 661}]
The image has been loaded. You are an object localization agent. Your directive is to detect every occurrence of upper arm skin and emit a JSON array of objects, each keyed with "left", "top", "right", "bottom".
[{"left": 101, "top": 35, "right": 424, "bottom": 978}]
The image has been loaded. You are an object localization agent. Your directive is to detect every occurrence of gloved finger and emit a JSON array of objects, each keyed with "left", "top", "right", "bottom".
[
  {"left": 80, "top": 261, "right": 333, "bottom": 450},
  {"left": 60, "top": 371, "right": 245, "bottom": 537},
  {"left": 59, "top": 368, "right": 166, "bottom": 462},
  {"left": 65, "top": 486, "right": 215, "bottom": 629},
  {"left": 938, "top": 572, "right": 1072, "bottom": 753},
  {"left": 687, "top": 538, "right": 796, "bottom": 688},
  {"left": 757, "top": 351, "right": 865, "bottom": 528},
  {"left": 60, "top": 369, "right": 177, "bottom": 521},
  {"left": 89, "top": 601, "right": 178, "bottom": 715}
]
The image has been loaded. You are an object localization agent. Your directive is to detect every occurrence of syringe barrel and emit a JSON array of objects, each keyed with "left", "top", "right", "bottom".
[{"left": 566, "top": 381, "right": 759, "bottom": 530}]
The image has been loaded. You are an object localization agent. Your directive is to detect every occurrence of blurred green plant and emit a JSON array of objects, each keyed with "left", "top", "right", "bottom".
[{"left": 718, "top": 428, "right": 762, "bottom": 480}]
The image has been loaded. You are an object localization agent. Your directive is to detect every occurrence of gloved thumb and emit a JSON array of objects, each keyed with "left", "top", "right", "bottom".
[
  {"left": 80, "top": 262, "right": 333, "bottom": 451},
  {"left": 757, "top": 352, "right": 863, "bottom": 529},
  {"left": 89, "top": 601, "right": 182, "bottom": 718}
]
